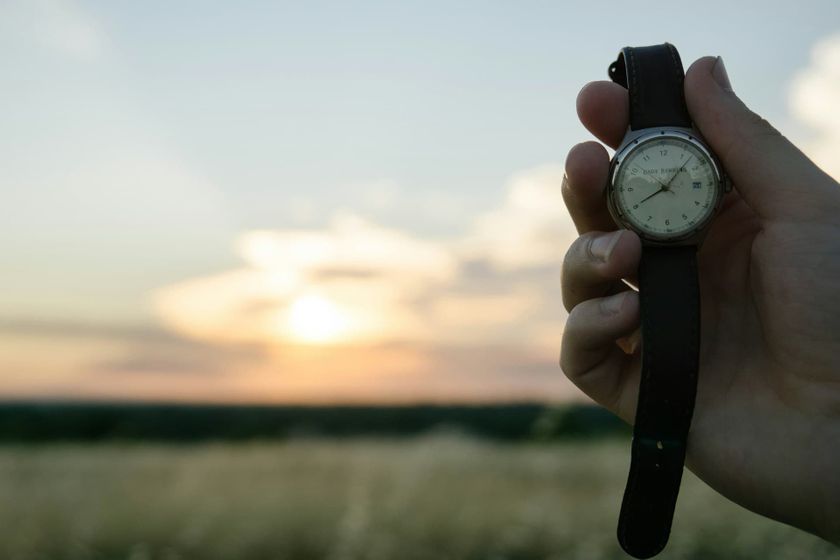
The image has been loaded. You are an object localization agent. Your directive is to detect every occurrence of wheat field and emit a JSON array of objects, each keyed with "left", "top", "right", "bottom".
[{"left": 0, "top": 436, "right": 834, "bottom": 560}]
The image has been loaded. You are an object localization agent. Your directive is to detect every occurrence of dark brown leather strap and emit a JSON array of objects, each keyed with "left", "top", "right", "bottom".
[
  {"left": 617, "top": 246, "right": 700, "bottom": 558},
  {"left": 608, "top": 43, "right": 692, "bottom": 130}
]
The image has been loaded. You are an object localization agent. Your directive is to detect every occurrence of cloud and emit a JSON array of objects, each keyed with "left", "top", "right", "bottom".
[
  {"left": 153, "top": 165, "right": 575, "bottom": 351},
  {"left": 0, "top": 317, "right": 263, "bottom": 373},
  {"left": 0, "top": 317, "right": 170, "bottom": 343},
  {"left": 0, "top": 0, "right": 106, "bottom": 61},
  {"left": 789, "top": 32, "right": 840, "bottom": 180},
  {"left": 0, "top": 313, "right": 584, "bottom": 403},
  {"left": 155, "top": 213, "right": 458, "bottom": 345},
  {"left": 0, "top": 315, "right": 269, "bottom": 402},
  {"left": 0, "top": 144, "right": 236, "bottom": 323},
  {"left": 2, "top": 166, "right": 578, "bottom": 403},
  {"left": 458, "top": 165, "right": 575, "bottom": 270}
]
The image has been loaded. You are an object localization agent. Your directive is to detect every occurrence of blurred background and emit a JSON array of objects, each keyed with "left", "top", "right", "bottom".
[{"left": 1, "top": 1, "right": 839, "bottom": 558}]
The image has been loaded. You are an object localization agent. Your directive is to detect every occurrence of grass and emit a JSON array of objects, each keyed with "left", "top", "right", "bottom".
[{"left": 0, "top": 435, "right": 834, "bottom": 560}]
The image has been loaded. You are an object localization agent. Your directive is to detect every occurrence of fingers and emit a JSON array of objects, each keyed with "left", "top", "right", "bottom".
[
  {"left": 560, "top": 229, "right": 642, "bottom": 421},
  {"left": 576, "top": 58, "right": 840, "bottom": 222},
  {"left": 562, "top": 229, "right": 642, "bottom": 312},
  {"left": 576, "top": 81, "right": 629, "bottom": 149},
  {"left": 684, "top": 56, "right": 840, "bottom": 221},
  {"left": 562, "top": 142, "right": 615, "bottom": 233},
  {"left": 560, "top": 290, "right": 641, "bottom": 421}
]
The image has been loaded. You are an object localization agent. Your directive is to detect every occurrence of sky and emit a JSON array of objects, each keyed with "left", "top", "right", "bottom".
[{"left": 1, "top": 0, "right": 838, "bottom": 403}]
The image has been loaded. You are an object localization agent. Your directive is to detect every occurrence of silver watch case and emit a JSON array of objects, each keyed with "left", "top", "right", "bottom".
[{"left": 606, "top": 127, "right": 731, "bottom": 246}]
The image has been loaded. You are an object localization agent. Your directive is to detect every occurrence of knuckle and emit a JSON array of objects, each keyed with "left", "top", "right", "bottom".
[
  {"left": 558, "top": 352, "right": 577, "bottom": 381},
  {"left": 561, "top": 240, "right": 593, "bottom": 311},
  {"left": 565, "top": 299, "right": 596, "bottom": 330},
  {"left": 564, "top": 232, "right": 597, "bottom": 265},
  {"left": 745, "top": 110, "right": 781, "bottom": 139},
  {"left": 563, "top": 232, "right": 613, "bottom": 278}
]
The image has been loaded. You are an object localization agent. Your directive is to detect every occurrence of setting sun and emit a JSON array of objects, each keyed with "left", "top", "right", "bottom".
[{"left": 287, "top": 294, "right": 350, "bottom": 343}]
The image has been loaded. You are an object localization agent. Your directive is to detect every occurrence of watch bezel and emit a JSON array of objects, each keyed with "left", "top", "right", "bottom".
[{"left": 607, "top": 127, "right": 727, "bottom": 245}]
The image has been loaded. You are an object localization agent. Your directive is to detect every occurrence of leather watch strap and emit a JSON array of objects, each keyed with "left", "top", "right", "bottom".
[
  {"left": 617, "top": 246, "right": 700, "bottom": 558},
  {"left": 606, "top": 43, "right": 701, "bottom": 558},
  {"left": 608, "top": 43, "right": 692, "bottom": 130}
]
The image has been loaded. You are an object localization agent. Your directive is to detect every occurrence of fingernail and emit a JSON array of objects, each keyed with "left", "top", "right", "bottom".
[
  {"left": 590, "top": 231, "right": 623, "bottom": 262},
  {"left": 600, "top": 291, "right": 629, "bottom": 315},
  {"left": 712, "top": 56, "right": 733, "bottom": 92},
  {"left": 617, "top": 328, "right": 641, "bottom": 355}
]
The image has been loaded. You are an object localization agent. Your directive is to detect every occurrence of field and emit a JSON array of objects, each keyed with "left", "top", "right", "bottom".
[{"left": 0, "top": 436, "right": 835, "bottom": 560}]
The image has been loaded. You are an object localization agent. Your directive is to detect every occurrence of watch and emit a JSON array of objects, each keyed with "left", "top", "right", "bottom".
[{"left": 604, "top": 44, "right": 730, "bottom": 558}]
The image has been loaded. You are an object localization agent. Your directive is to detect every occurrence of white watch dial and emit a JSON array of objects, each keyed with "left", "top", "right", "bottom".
[{"left": 613, "top": 136, "right": 720, "bottom": 239}]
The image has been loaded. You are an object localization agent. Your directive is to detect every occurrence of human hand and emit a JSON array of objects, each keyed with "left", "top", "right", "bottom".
[{"left": 560, "top": 56, "right": 840, "bottom": 544}]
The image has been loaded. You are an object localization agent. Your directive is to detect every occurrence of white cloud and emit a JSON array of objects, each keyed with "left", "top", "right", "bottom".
[
  {"left": 155, "top": 213, "right": 458, "bottom": 345},
  {"left": 238, "top": 213, "right": 457, "bottom": 284},
  {"left": 153, "top": 165, "right": 577, "bottom": 348},
  {"left": 790, "top": 33, "right": 840, "bottom": 180},
  {"left": 0, "top": 0, "right": 106, "bottom": 61},
  {"left": 458, "top": 165, "right": 575, "bottom": 270},
  {"left": 0, "top": 143, "right": 235, "bottom": 322}
]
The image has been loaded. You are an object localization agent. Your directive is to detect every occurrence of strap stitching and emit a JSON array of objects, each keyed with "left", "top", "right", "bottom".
[{"left": 666, "top": 43, "right": 692, "bottom": 127}]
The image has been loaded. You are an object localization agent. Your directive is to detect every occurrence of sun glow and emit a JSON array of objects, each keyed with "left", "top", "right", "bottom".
[{"left": 287, "top": 294, "right": 350, "bottom": 343}]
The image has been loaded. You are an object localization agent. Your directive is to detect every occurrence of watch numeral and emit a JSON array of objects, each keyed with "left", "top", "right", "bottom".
[
  {"left": 627, "top": 187, "right": 634, "bottom": 192},
  {"left": 665, "top": 219, "right": 670, "bottom": 225},
  {"left": 633, "top": 204, "right": 639, "bottom": 209},
  {"left": 643, "top": 155, "right": 650, "bottom": 161},
  {"left": 660, "top": 150, "right": 668, "bottom": 156},
  {"left": 647, "top": 216, "right": 653, "bottom": 221},
  {"left": 694, "top": 200, "right": 700, "bottom": 205},
  {"left": 682, "top": 213, "right": 688, "bottom": 220}
]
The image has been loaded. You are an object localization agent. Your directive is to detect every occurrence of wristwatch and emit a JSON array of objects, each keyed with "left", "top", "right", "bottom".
[{"left": 604, "top": 44, "right": 730, "bottom": 558}]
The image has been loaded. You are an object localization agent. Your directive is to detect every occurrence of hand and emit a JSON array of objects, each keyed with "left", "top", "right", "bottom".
[
  {"left": 638, "top": 184, "right": 668, "bottom": 204},
  {"left": 560, "top": 56, "right": 840, "bottom": 544},
  {"left": 664, "top": 154, "right": 693, "bottom": 188}
]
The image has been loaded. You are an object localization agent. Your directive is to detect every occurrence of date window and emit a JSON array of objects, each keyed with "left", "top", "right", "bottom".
[{"left": 692, "top": 181, "right": 701, "bottom": 189}]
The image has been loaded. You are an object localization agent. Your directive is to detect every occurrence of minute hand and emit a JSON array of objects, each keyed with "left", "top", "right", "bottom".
[{"left": 664, "top": 155, "right": 693, "bottom": 188}]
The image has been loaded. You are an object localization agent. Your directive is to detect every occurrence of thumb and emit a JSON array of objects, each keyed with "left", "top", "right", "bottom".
[{"left": 685, "top": 56, "right": 838, "bottom": 221}]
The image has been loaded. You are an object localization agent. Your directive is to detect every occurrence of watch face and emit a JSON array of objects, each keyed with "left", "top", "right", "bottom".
[{"left": 611, "top": 134, "right": 721, "bottom": 240}]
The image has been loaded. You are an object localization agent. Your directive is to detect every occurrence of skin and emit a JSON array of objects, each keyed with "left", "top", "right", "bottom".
[{"left": 559, "top": 56, "right": 840, "bottom": 544}]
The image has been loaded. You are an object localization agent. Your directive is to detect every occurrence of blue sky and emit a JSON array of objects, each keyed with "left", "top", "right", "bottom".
[{"left": 0, "top": 1, "right": 838, "bottom": 402}]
